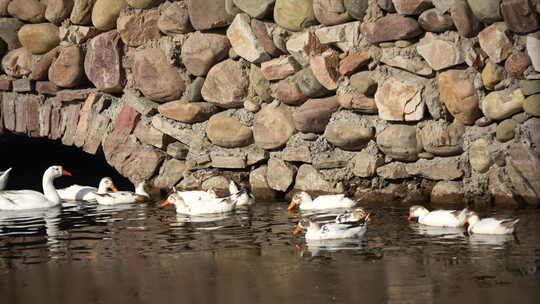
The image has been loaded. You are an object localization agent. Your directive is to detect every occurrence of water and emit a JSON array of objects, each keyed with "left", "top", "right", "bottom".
[{"left": 0, "top": 201, "right": 539, "bottom": 304}]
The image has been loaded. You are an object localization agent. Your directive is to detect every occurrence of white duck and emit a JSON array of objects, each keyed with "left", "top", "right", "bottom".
[
  {"left": 160, "top": 192, "right": 237, "bottom": 215},
  {"left": 408, "top": 205, "right": 469, "bottom": 227},
  {"left": 293, "top": 219, "right": 368, "bottom": 240},
  {"left": 465, "top": 211, "right": 519, "bottom": 235},
  {"left": 174, "top": 186, "right": 218, "bottom": 203},
  {"left": 57, "top": 177, "right": 118, "bottom": 201},
  {"left": 94, "top": 181, "right": 150, "bottom": 205},
  {"left": 228, "top": 180, "right": 255, "bottom": 206},
  {"left": 0, "top": 166, "right": 71, "bottom": 210},
  {"left": 0, "top": 167, "right": 12, "bottom": 190},
  {"left": 288, "top": 191, "right": 357, "bottom": 211}
]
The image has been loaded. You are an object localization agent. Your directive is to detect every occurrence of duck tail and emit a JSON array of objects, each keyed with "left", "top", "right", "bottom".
[
  {"left": 229, "top": 180, "right": 240, "bottom": 195},
  {"left": 501, "top": 218, "right": 520, "bottom": 229}
]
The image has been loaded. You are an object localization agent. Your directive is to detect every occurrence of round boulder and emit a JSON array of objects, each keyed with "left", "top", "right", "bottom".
[
  {"left": 313, "top": 0, "right": 351, "bottom": 26},
  {"left": 206, "top": 113, "right": 253, "bottom": 148},
  {"left": 46, "top": 0, "right": 75, "bottom": 24},
  {"left": 274, "top": 0, "right": 317, "bottom": 31},
  {"left": 496, "top": 119, "right": 518, "bottom": 142},
  {"left": 1, "top": 47, "right": 33, "bottom": 77},
  {"left": 92, "top": 0, "right": 128, "bottom": 31},
  {"left": 324, "top": 123, "right": 374, "bottom": 151},
  {"left": 523, "top": 94, "right": 540, "bottom": 116},
  {"left": 49, "top": 45, "right": 84, "bottom": 88},
  {"left": 201, "top": 59, "right": 248, "bottom": 108},
  {"left": 84, "top": 30, "right": 125, "bottom": 92},
  {"left": 18, "top": 23, "right": 60, "bottom": 55},
  {"left": 253, "top": 102, "right": 296, "bottom": 149},
  {"left": 7, "top": 0, "right": 45, "bottom": 23}
]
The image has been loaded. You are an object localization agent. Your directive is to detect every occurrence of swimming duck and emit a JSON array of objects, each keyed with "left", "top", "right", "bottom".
[
  {"left": 228, "top": 180, "right": 255, "bottom": 206},
  {"left": 335, "top": 208, "right": 372, "bottom": 224},
  {"left": 0, "top": 166, "right": 71, "bottom": 210},
  {"left": 288, "top": 191, "right": 357, "bottom": 211},
  {"left": 292, "top": 218, "right": 368, "bottom": 240},
  {"left": 174, "top": 186, "right": 218, "bottom": 203},
  {"left": 0, "top": 167, "right": 12, "bottom": 190},
  {"left": 57, "top": 177, "right": 118, "bottom": 201},
  {"left": 408, "top": 205, "right": 468, "bottom": 227},
  {"left": 160, "top": 192, "right": 237, "bottom": 215},
  {"left": 465, "top": 211, "right": 519, "bottom": 235},
  {"left": 94, "top": 181, "right": 150, "bottom": 205}
]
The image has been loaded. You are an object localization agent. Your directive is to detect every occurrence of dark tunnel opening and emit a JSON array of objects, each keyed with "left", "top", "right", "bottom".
[{"left": 0, "top": 132, "right": 133, "bottom": 192}]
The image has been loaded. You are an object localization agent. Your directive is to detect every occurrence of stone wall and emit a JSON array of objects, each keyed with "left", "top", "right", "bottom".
[{"left": 0, "top": 0, "right": 539, "bottom": 207}]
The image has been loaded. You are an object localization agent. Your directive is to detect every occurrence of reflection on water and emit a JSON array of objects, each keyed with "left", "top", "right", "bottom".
[{"left": 0, "top": 202, "right": 539, "bottom": 304}]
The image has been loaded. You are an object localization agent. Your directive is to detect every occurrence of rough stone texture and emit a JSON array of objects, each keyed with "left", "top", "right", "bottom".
[
  {"left": 266, "top": 158, "right": 295, "bottom": 191},
  {"left": 496, "top": 119, "right": 518, "bottom": 142},
  {"left": 251, "top": 19, "right": 283, "bottom": 58},
  {"left": 524, "top": 94, "right": 540, "bottom": 116},
  {"left": 30, "top": 47, "right": 59, "bottom": 81},
  {"left": 117, "top": 9, "right": 161, "bottom": 47},
  {"left": 133, "top": 121, "right": 171, "bottom": 149},
  {"left": 12, "top": 79, "right": 33, "bottom": 93},
  {"left": 507, "top": 143, "right": 540, "bottom": 206},
  {"left": 450, "top": 0, "right": 480, "bottom": 38},
  {"left": 7, "top": 0, "right": 45, "bottom": 23},
  {"left": 352, "top": 150, "right": 383, "bottom": 177},
  {"left": 417, "top": 32, "right": 465, "bottom": 70},
  {"left": 201, "top": 59, "right": 248, "bottom": 108},
  {"left": 159, "top": 101, "right": 218, "bottom": 124},
  {"left": 59, "top": 25, "right": 100, "bottom": 44},
  {"left": 227, "top": 13, "right": 270, "bottom": 63},
  {"left": 478, "top": 23, "right": 513, "bottom": 63},
  {"left": 375, "top": 78, "right": 425, "bottom": 121},
  {"left": 420, "top": 120, "right": 464, "bottom": 156},
  {"left": 210, "top": 154, "right": 247, "bottom": 169},
  {"left": 133, "top": 48, "right": 185, "bottom": 102},
  {"left": 0, "top": 18, "right": 24, "bottom": 50},
  {"left": 207, "top": 113, "right": 253, "bottom": 148},
  {"left": 293, "top": 96, "right": 340, "bottom": 133},
  {"left": 482, "top": 89, "right": 525, "bottom": 120},
  {"left": 18, "top": 23, "right": 60, "bottom": 55},
  {"left": 291, "top": 67, "right": 328, "bottom": 100},
  {"left": 84, "top": 30, "right": 124, "bottom": 92},
  {"left": 273, "top": 0, "right": 317, "bottom": 32},
  {"left": 49, "top": 45, "right": 84, "bottom": 88},
  {"left": 361, "top": 15, "right": 423, "bottom": 43},
  {"left": 294, "top": 164, "right": 334, "bottom": 193},
  {"left": 70, "top": 0, "right": 94, "bottom": 25},
  {"left": 253, "top": 102, "right": 295, "bottom": 149},
  {"left": 469, "top": 138, "right": 492, "bottom": 173},
  {"left": 317, "top": 23, "right": 362, "bottom": 52},
  {"left": 158, "top": 1, "right": 192, "bottom": 36},
  {"left": 181, "top": 32, "right": 230, "bottom": 77},
  {"left": 418, "top": 8, "right": 455, "bottom": 32},
  {"left": 438, "top": 70, "right": 481, "bottom": 125},
  {"left": 153, "top": 158, "right": 186, "bottom": 189},
  {"left": 520, "top": 80, "right": 540, "bottom": 96},
  {"left": 344, "top": 0, "right": 369, "bottom": 20},
  {"left": 313, "top": 0, "right": 351, "bottom": 26},
  {"left": 187, "top": 0, "right": 234, "bottom": 31},
  {"left": 501, "top": 0, "right": 540, "bottom": 34},
  {"left": 339, "top": 52, "right": 370, "bottom": 76},
  {"left": 249, "top": 165, "right": 276, "bottom": 200},
  {"left": 350, "top": 71, "right": 377, "bottom": 96},
  {"left": 376, "top": 125, "right": 420, "bottom": 162},
  {"left": 261, "top": 56, "right": 300, "bottom": 81},
  {"left": 46, "top": 0, "right": 74, "bottom": 24},
  {"left": 309, "top": 50, "right": 340, "bottom": 90},
  {"left": 467, "top": 0, "right": 502, "bottom": 24},
  {"left": 406, "top": 159, "right": 464, "bottom": 180},
  {"left": 233, "top": 0, "right": 275, "bottom": 19},
  {"left": 377, "top": 162, "right": 411, "bottom": 179},
  {"left": 527, "top": 32, "right": 540, "bottom": 72},
  {"left": 127, "top": 0, "right": 163, "bottom": 9},
  {"left": 505, "top": 52, "right": 531, "bottom": 75},
  {"left": 337, "top": 92, "right": 378, "bottom": 114},
  {"left": 282, "top": 145, "right": 312, "bottom": 163},
  {"left": 92, "top": 0, "right": 128, "bottom": 31},
  {"left": 324, "top": 123, "right": 374, "bottom": 151},
  {"left": 482, "top": 60, "right": 504, "bottom": 90},
  {"left": 0, "top": 79, "right": 11, "bottom": 91},
  {"left": 2, "top": 47, "right": 32, "bottom": 78},
  {"left": 431, "top": 181, "right": 464, "bottom": 205},
  {"left": 393, "top": 0, "right": 433, "bottom": 15}
]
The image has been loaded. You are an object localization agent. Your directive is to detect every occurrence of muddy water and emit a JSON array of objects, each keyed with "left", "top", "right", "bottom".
[{"left": 0, "top": 202, "right": 539, "bottom": 304}]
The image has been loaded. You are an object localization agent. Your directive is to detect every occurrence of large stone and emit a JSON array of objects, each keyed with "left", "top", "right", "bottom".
[
  {"left": 507, "top": 143, "right": 540, "bottom": 205},
  {"left": 250, "top": 64, "right": 272, "bottom": 102},
  {"left": 153, "top": 158, "right": 186, "bottom": 189},
  {"left": 496, "top": 119, "right": 518, "bottom": 142},
  {"left": 201, "top": 59, "right": 248, "bottom": 108},
  {"left": 210, "top": 154, "right": 247, "bottom": 169},
  {"left": 527, "top": 32, "right": 540, "bottom": 72},
  {"left": 393, "top": 0, "right": 433, "bottom": 15},
  {"left": 376, "top": 125, "right": 420, "bottom": 161},
  {"left": 70, "top": 0, "right": 94, "bottom": 25},
  {"left": 159, "top": 101, "right": 218, "bottom": 123},
  {"left": 314, "top": 21, "right": 361, "bottom": 53},
  {"left": 313, "top": 0, "right": 351, "bottom": 26},
  {"left": 309, "top": 50, "right": 340, "bottom": 90},
  {"left": 520, "top": 80, "right": 540, "bottom": 96},
  {"left": 181, "top": 32, "right": 230, "bottom": 76},
  {"left": 249, "top": 165, "right": 276, "bottom": 200},
  {"left": 29, "top": 47, "right": 58, "bottom": 81},
  {"left": 117, "top": 9, "right": 160, "bottom": 47},
  {"left": 482, "top": 89, "right": 525, "bottom": 120},
  {"left": 119, "top": 147, "right": 165, "bottom": 184},
  {"left": 374, "top": 79, "right": 425, "bottom": 121},
  {"left": 293, "top": 96, "right": 340, "bottom": 133},
  {"left": 272, "top": 78, "right": 306, "bottom": 105},
  {"left": 266, "top": 158, "right": 295, "bottom": 191},
  {"left": 337, "top": 91, "right": 378, "bottom": 114},
  {"left": 350, "top": 71, "right": 377, "bottom": 96},
  {"left": 207, "top": 113, "right": 253, "bottom": 148},
  {"left": 253, "top": 101, "right": 296, "bottom": 149},
  {"left": 133, "top": 121, "right": 172, "bottom": 149},
  {"left": 48, "top": 45, "right": 84, "bottom": 88},
  {"left": 7, "top": 0, "right": 45, "bottom": 23},
  {"left": 18, "top": 23, "right": 60, "bottom": 55},
  {"left": 233, "top": 0, "right": 275, "bottom": 19},
  {"left": 261, "top": 56, "right": 300, "bottom": 80},
  {"left": 406, "top": 159, "right": 464, "bottom": 180},
  {"left": 344, "top": 0, "right": 369, "bottom": 20},
  {"left": 291, "top": 67, "right": 328, "bottom": 99},
  {"left": 467, "top": 0, "right": 502, "bottom": 24},
  {"left": 1, "top": 47, "right": 32, "bottom": 77},
  {"left": 418, "top": 8, "right": 454, "bottom": 32},
  {"left": 227, "top": 13, "right": 270, "bottom": 63},
  {"left": 187, "top": 0, "right": 234, "bottom": 31},
  {"left": 92, "top": 0, "right": 128, "bottom": 31},
  {"left": 12, "top": 79, "right": 33, "bottom": 92},
  {"left": 157, "top": 1, "right": 192, "bottom": 36},
  {"left": 59, "top": 25, "right": 99, "bottom": 44},
  {"left": 282, "top": 145, "right": 312, "bottom": 163},
  {"left": 377, "top": 162, "right": 411, "bottom": 179},
  {"left": 324, "top": 123, "right": 374, "bottom": 151},
  {"left": 250, "top": 19, "right": 284, "bottom": 57},
  {"left": 339, "top": 52, "right": 370, "bottom": 76},
  {"left": 274, "top": 0, "right": 317, "bottom": 32},
  {"left": 84, "top": 30, "right": 124, "bottom": 93},
  {"left": 489, "top": 167, "right": 521, "bottom": 207},
  {"left": 417, "top": 32, "right": 465, "bottom": 70},
  {"left": 524, "top": 94, "right": 540, "bottom": 116},
  {"left": 450, "top": 0, "right": 480, "bottom": 37},
  {"left": 505, "top": 52, "right": 531, "bottom": 75},
  {"left": 127, "top": 0, "right": 162, "bottom": 8},
  {"left": 482, "top": 60, "right": 504, "bottom": 90},
  {"left": 0, "top": 18, "right": 23, "bottom": 50},
  {"left": 420, "top": 120, "right": 464, "bottom": 156},
  {"left": 294, "top": 164, "right": 334, "bottom": 193},
  {"left": 46, "top": 0, "right": 74, "bottom": 24},
  {"left": 431, "top": 181, "right": 464, "bottom": 205},
  {"left": 361, "top": 14, "right": 422, "bottom": 43},
  {"left": 469, "top": 138, "right": 492, "bottom": 173},
  {"left": 438, "top": 70, "right": 481, "bottom": 125},
  {"left": 133, "top": 48, "right": 185, "bottom": 102},
  {"left": 501, "top": 0, "right": 540, "bottom": 34},
  {"left": 478, "top": 23, "right": 512, "bottom": 63},
  {"left": 380, "top": 49, "right": 434, "bottom": 76}
]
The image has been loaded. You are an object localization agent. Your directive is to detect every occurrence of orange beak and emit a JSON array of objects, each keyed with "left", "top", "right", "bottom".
[
  {"left": 367, "top": 215, "right": 373, "bottom": 222},
  {"left": 110, "top": 185, "right": 118, "bottom": 192},
  {"left": 292, "top": 225, "right": 303, "bottom": 235},
  {"left": 287, "top": 200, "right": 299, "bottom": 211},
  {"left": 160, "top": 200, "right": 170, "bottom": 207},
  {"left": 62, "top": 169, "right": 72, "bottom": 176},
  {"left": 407, "top": 216, "right": 413, "bottom": 222}
]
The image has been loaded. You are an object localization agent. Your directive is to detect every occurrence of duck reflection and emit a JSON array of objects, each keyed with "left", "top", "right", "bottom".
[
  {"left": 411, "top": 223, "right": 466, "bottom": 240},
  {"left": 0, "top": 206, "right": 62, "bottom": 249}
]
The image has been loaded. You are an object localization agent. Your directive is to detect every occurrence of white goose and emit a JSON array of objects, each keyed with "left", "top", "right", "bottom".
[
  {"left": 0, "top": 167, "right": 12, "bottom": 190},
  {"left": 174, "top": 187, "right": 218, "bottom": 203},
  {"left": 293, "top": 218, "right": 368, "bottom": 240},
  {"left": 160, "top": 192, "right": 237, "bottom": 215},
  {"left": 408, "top": 205, "right": 469, "bottom": 227},
  {"left": 465, "top": 211, "right": 519, "bottom": 235},
  {"left": 57, "top": 177, "right": 118, "bottom": 201},
  {"left": 228, "top": 180, "right": 255, "bottom": 206},
  {"left": 94, "top": 181, "right": 150, "bottom": 205},
  {"left": 288, "top": 191, "right": 357, "bottom": 211},
  {"left": 0, "top": 166, "right": 71, "bottom": 210}
]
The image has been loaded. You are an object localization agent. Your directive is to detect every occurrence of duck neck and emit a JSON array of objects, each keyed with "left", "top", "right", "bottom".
[
  {"left": 135, "top": 183, "right": 149, "bottom": 198},
  {"left": 97, "top": 181, "right": 108, "bottom": 194},
  {"left": 42, "top": 170, "right": 60, "bottom": 204}
]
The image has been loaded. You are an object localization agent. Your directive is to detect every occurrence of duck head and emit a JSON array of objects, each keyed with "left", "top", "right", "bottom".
[
  {"left": 100, "top": 177, "right": 118, "bottom": 192},
  {"left": 293, "top": 219, "right": 311, "bottom": 235},
  {"left": 408, "top": 205, "right": 429, "bottom": 221},
  {"left": 288, "top": 192, "right": 312, "bottom": 210},
  {"left": 160, "top": 193, "right": 186, "bottom": 209},
  {"left": 47, "top": 165, "right": 72, "bottom": 178},
  {"left": 465, "top": 211, "right": 480, "bottom": 232}
]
